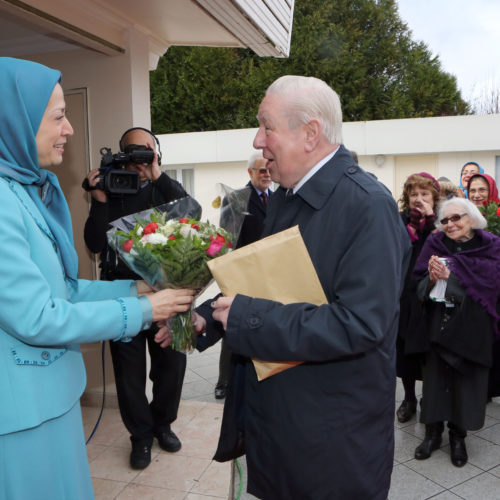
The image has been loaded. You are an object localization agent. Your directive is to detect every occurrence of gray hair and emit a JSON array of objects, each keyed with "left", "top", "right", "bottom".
[
  {"left": 266, "top": 75, "right": 343, "bottom": 145},
  {"left": 247, "top": 152, "right": 264, "bottom": 170},
  {"left": 436, "top": 197, "right": 487, "bottom": 231}
]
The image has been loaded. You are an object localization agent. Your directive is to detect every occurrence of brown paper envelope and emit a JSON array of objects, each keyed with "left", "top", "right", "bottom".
[{"left": 207, "top": 226, "right": 328, "bottom": 380}]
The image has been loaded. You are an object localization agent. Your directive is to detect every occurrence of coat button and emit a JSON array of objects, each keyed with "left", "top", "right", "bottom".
[
  {"left": 41, "top": 351, "right": 51, "bottom": 360},
  {"left": 247, "top": 314, "right": 262, "bottom": 329},
  {"left": 347, "top": 167, "right": 357, "bottom": 174}
]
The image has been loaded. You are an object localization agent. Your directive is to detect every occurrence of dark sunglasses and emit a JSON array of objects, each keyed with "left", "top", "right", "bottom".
[
  {"left": 252, "top": 167, "right": 270, "bottom": 174},
  {"left": 440, "top": 213, "right": 467, "bottom": 225}
]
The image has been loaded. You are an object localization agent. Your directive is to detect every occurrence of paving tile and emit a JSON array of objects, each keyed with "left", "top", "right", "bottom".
[
  {"left": 476, "top": 423, "right": 500, "bottom": 445},
  {"left": 405, "top": 451, "right": 483, "bottom": 489},
  {"left": 134, "top": 454, "right": 210, "bottom": 491},
  {"left": 190, "top": 460, "right": 232, "bottom": 497},
  {"left": 116, "top": 483, "right": 186, "bottom": 499},
  {"left": 394, "top": 428, "right": 425, "bottom": 463},
  {"left": 451, "top": 471, "right": 500, "bottom": 499},
  {"left": 428, "top": 492, "right": 465, "bottom": 499},
  {"left": 92, "top": 477, "right": 128, "bottom": 499},
  {"left": 485, "top": 401, "right": 500, "bottom": 420},
  {"left": 389, "top": 464, "right": 444, "bottom": 499},
  {"left": 89, "top": 445, "right": 147, "bottom": 482},
  {"left": 181, "top": 379, "right": 216, "bottom": 399}
]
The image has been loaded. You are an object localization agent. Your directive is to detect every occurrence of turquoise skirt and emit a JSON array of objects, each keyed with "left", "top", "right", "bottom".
[{"left": 0, "top": 401, "right": 94, "bottom": 500}]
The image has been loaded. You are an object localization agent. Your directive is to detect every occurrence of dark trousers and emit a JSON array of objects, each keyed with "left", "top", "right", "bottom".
[{"left": 109, "top": 327, "right": 186, "bottom": 445}]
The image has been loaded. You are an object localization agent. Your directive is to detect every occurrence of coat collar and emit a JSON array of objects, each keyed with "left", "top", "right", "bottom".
[{"left": 297, "top": 145, "right": 358, "bottom": 211}]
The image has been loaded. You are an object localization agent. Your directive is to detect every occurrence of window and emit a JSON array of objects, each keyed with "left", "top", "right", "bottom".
[{"left": 165, "top": 167, "right": 194, "bottom": 196}]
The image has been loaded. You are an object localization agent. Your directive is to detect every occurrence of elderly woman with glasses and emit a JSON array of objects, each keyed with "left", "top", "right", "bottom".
[{"left": 407, "top": 198, "right": 500, "bottom": 468}]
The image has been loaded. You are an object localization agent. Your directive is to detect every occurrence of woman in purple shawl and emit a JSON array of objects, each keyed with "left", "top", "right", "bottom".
[{"left": 409, "top": 197, "right": 500, "bottom": 468}]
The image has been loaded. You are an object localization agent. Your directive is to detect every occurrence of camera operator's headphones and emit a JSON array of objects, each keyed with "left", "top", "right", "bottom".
[{"left": 119, "top": 127, "right": 162, "bottom": 164}]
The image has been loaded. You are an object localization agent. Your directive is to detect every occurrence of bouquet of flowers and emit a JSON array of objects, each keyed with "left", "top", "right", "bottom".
[
  {"left": 107, "top": 187, "right": 250, "bottom": 351},
  {"left": 480, "top": 201, "right": 500, "bottom": 236}
]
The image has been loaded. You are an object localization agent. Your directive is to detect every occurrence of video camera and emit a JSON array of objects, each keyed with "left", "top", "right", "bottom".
[{"left": 82, "top": 145, "right": 154, "bottom": 195}]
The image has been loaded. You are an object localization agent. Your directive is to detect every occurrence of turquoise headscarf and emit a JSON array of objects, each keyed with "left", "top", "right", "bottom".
[
  {"left": 458, "top": 161, "right": 484, "bottom": 197},
  {"left": 0, "top": 57, "right": 78, "bottom": 281}
]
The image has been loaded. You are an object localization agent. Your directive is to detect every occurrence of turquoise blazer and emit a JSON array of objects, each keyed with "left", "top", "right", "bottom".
[{"left": 0, "top": 177, "right": 144, "bottom": 435}]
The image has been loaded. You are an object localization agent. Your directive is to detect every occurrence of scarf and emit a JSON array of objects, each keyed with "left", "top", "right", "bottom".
[
  {"left": 413, "top": 230, "right": 500, "bottom": 330},
  {"left": 0, "top": 57, "right": 78, "bottom": 281},
  {"left": 459, "top": 161, "right": 484, "bottom": 197}
]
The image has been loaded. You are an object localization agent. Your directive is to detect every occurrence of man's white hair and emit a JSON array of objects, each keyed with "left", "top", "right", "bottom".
[
  {"left": 266, "top": 75, "right": 343, "bottom": 145},
  {"left": 436, "top": 197, "right": 487, "bottom": 231},
  {"left": 247, "top": 152, "right": 265, "bottom": 170}
]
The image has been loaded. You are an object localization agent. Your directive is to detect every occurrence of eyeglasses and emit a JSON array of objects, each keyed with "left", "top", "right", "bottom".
[
  {"left": 252, "top": 167, "right": 270, "bottom": 174},
  {"left": 440, "top": 213, "right": 468, "bottom": 225}
]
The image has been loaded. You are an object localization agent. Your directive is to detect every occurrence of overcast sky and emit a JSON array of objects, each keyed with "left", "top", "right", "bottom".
[{"left": 396, "top": 0, "right": 500, "bottom": 105}]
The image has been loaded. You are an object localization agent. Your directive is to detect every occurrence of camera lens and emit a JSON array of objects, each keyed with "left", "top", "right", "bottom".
[{"left": 105, "top": 169, "right": 140, "bottom": 195}]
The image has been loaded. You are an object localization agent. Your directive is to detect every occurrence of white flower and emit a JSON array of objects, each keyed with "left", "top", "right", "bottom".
[
  {"left": 179, "top": 224, "right": 199, "bottom": 239},
  {"left": 144, "top": 233, "right": 169, "bottom": 245},
  {"left": 136, "top": 226, "right": 144, "bottom": 236}
]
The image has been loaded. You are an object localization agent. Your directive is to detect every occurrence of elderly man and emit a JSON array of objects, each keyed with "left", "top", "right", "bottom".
[
  {"left": 215, "top": 152, "right": 273, "bottom": 398},
  {"left": 208, "top": 76, "right": 411, "bottom": 500}
]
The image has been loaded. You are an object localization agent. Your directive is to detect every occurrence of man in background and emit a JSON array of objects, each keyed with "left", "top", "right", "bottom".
[
  {"left": 83, "top": 127, "right": 187, "bottom": 470},
  {"left": 214, "top": 152, "right": 272, "bottom": 399}
]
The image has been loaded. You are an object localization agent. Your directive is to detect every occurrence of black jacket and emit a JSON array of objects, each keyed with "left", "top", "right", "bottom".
[
  {"left": 84, "top": 173, "right": 186, "bottom": 279},
  {"left": 202, "top": 146, "right": 410, "bottom": 500}
]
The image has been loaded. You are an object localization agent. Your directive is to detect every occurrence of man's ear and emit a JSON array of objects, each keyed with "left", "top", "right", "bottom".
[{"left": 304, "top": 119, "right": 321, "bottom": 153}]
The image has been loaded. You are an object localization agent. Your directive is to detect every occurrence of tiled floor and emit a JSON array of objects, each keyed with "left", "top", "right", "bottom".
[
  {"left": 84, "top": 339, "right": 500, "bottom": 500},
  {"left": 83, "top": 341, "right": 230, "bottom": 500}
]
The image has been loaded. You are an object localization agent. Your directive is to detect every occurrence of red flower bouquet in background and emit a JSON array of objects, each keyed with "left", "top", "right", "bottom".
[
  {"left": 107, "top": 189, "right": 250, "bottom": 351},
  {"left": 480, "top": 201, "right": 500, "bottom": 237}
]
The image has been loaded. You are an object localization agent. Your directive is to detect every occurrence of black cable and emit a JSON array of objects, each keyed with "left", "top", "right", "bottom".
[{"left": 85, "top": 341, "right": 106, "bottom": 445}]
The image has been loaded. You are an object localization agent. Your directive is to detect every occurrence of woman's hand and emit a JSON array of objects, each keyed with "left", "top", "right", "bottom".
[
  {"left": 148, "top": 288, "right": 196, "bottom": 321},
  {"left": 428, "top": 255, "right": 450, "bottom": 283}
]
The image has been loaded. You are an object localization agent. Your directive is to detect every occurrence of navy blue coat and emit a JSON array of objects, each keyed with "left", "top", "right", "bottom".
[{"left": 225, "top": 145, "right": 410, "bottom": 500}]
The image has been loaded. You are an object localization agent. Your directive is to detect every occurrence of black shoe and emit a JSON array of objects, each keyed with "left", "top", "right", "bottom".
[
  {"left": 415, "top": 436, "right": 442, "bottom": 460},
  {"left": 449, "top": 434, "right": 468, "bottom": 467},
  {"left": 214, "top": 382, "right": 228, "bottom": 400},
  {"left": 396, "top": 400, "right": 417, "bottom": 423},
  {"left": 156, "top": 429, "right": 182, "bottom": 453},
  {"left": 130, "top": 442, "right": 151, "bottom": 469}
]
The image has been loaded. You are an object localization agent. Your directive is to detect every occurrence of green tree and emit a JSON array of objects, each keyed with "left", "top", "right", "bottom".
[{"left": 150, "top": 0, "right": 469, "bottom": 133}]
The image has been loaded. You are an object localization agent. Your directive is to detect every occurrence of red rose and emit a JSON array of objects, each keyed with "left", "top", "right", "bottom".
[
  {"left": 496, "top": 207, "right": 500, "bottom": 217},
  {"left": 179, "top": 218, "right": 189, "bottom": 223},
  {"left": 215, "top": 233, "right": 225, "bottom": 243},
  {"left": 168, "top": 235, "right": 176, "bottom": 240},
  {"left": 143, "top": 222, "right": 158, "bottom": 235},
  {"left": 482, "top": 201, "right": 488, "bottom": 206},
  {"left": 191, "top": 224, "right": 200, "bottom": 231},
  {"left": 122, "top": 239, "right": 134, "bottom": 253},
  {"left": 226, "top": 241, "right": 233, "bottom": 249}
]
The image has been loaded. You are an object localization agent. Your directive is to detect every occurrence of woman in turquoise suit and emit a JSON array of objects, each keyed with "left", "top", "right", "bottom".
[{"left": 0, "top": 57, "right": 195, "bottom": 500}]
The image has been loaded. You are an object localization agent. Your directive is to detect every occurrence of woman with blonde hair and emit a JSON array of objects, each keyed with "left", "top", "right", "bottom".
[{"left": 396, "top": 172, "right": 440, "bottom": 423}]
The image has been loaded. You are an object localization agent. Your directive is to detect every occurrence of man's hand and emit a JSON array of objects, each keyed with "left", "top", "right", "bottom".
[
  {"left": 85, "top": 168, "right": 107, "bottom": 203},
  {"left": 153, "top": 313, "right": 206, "bottom": 348},
  {"left": 154, "top": 321, "right": 172, "bottom": 348},
  {"left": 212, "top": 296, "right": 235, "bottom": 330},
  {"left": 135, "top": 143, "right": 162, "bottom": 181}
]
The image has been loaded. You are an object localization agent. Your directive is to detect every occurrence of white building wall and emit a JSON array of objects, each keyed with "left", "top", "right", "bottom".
[{"left": 159, "top": 114, "right": 500, "bottom": 223}]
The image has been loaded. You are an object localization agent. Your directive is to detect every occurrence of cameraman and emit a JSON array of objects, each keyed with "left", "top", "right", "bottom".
[{"left": 83, "top": 127, "right": 187, "bottom": 470}]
